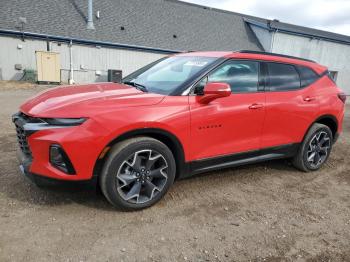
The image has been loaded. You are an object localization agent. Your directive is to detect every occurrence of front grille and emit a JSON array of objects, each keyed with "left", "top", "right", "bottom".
[{"left": 13, "top": 113, "right": 33, "bottom": 159}]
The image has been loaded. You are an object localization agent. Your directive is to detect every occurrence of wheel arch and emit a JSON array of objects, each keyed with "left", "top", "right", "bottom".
[
  {"left": 93, "top": 128, "right": 188, "bottom": 181},
  {"left": 304, "top": 114, "right": 338, "bottom": 141}
]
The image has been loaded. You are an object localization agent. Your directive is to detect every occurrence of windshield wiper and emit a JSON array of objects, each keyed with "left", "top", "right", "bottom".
[{"left": 123, "top": 81, "right": 148, "bottom": 92}]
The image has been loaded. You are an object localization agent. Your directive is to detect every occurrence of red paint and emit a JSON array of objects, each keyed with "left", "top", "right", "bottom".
[
  {"left": 197, "top": 82, "right": 231, "bottom": 104},
  {"left": 18, "top": 52, "right": 345, "bottom": 181},
  {"left": 189, "top": 92, "right": 266, "bottom": 160}
]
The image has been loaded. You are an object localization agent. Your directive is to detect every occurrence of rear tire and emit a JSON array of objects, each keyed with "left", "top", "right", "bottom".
[
  {"left": 100, "top": 137, "right": 176, "bottom": 210},
  {"left": 292, "top": 123, "right": 333, "bottom": 172}
]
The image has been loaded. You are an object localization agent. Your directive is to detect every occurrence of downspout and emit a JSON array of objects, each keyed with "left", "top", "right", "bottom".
[
  {"left": 87, "top": 0, "right": 95, "bottom": 30},
  {"left": 270, "top": 29, "right": 277, "bottom": 52},
  {"left": 68, "top": 40, "right": 75, "bottom": 85}
]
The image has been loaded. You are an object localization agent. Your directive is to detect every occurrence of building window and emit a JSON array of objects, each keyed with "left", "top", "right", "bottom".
[{"left": 329, "top": 71, "right": 338, "bottom": 82}]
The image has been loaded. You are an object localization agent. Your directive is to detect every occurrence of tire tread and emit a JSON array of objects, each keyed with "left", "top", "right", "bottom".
[
  {"left": 99, "top": 136, "right": 175, "bottom": 210},
  {"left": 292, "top": 123, "right": 332, "bottom": 172}
]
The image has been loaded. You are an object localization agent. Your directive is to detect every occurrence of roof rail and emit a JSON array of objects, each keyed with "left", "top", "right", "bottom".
[{"left": 236, "top": 50, "right": 316, "bottom": 63}]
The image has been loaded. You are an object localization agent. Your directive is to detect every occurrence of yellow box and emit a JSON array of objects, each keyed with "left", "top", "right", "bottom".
[{"left": 36, "top": 51, "right": 60, "bottom": 83}]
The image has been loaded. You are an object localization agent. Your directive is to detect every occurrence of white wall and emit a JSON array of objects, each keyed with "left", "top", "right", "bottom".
[
  {"left": 0, "top": 35, "right": 166, "bottom": 83},
  {"left": 272, "top": 32, "right": 350, "bottom": 94},
  {"left": 0, "top": 36, "right": 47, "bottom": 81}
]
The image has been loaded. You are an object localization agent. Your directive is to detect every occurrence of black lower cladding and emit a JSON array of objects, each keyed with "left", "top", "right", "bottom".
[
  {"left": 190, "top": 143, "right": 300, "bottom": 175},
  {"left": 24, "top": 171, "right": 97, "bottom": 189}
]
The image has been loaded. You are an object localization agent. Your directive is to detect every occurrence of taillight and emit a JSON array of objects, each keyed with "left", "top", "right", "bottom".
[{"left": 338, "top": 93, "right": 347, "bottom": 104}]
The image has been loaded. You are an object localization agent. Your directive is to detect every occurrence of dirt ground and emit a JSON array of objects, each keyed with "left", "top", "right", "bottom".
[{"left": 0, "top": 81, "right": 349, "bottom": 262}]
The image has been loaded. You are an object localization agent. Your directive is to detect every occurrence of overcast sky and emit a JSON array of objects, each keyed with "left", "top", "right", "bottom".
[{"left": 182, "top": 0, "right": 350, "bottom": 36}]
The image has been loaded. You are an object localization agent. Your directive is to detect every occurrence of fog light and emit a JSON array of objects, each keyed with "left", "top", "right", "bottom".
[{"left": 49, "top": 145, "right": 76, "bottom": 174}]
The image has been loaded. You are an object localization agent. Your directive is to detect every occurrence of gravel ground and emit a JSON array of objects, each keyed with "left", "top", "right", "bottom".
[{"left": 0, "top": 82, "right": 349, "bottom": 262}]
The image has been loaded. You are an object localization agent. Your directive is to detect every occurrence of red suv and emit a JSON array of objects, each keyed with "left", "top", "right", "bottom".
[{"left": 13, "top": 50, "right": 346, "bottom": 210}]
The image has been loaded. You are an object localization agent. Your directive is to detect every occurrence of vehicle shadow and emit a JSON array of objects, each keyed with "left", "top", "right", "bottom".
[
  {"left": 2, "top": 156, "right": 298, "bottom": 212},
  {"left": 6, "top": 174, "right": 118, "bottom": 211}
]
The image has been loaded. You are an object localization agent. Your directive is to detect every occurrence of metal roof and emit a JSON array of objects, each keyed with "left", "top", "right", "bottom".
[
  {"left": 245, "top": 18, "right": 350, "bottom": 45},
  {"left": 1, "top": 0, "right": 348, "bottom": 54}
]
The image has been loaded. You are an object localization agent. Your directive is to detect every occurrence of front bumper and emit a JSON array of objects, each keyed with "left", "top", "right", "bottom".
[
  {"left": 12, "top": 112, "right": 109, "bottom": 182},
  {"left": 17, "top": 146, "right": 97, "bottom": 188}
]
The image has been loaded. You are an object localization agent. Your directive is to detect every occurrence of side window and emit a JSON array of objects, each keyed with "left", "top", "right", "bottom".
[
  {"left": 195, "top": 60, "right": 259, "bottom": 93},
  {"left": 296, "top": 66, "right": 319, "bottom": 87},
  {"left": 194, "top": 76, "right": 208, "bottom": 94},
  {"left": 267, "top": 63, "right": 301, "bottom": 91}
]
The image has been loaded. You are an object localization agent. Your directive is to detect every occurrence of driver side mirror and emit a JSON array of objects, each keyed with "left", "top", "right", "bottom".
[{"left": 197, "top": 82, "right": 231, "bottom": 104}]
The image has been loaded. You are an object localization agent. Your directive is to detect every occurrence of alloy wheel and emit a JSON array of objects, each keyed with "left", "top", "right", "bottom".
[
  {"left": 116, "top": 149, "right": 168, "bottom": 204},
  {"left": 306, "top": 131, "right": 331, "bottom": 168}
]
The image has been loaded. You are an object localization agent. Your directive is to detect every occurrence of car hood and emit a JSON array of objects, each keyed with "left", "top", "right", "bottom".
[{"left": 20, "top": 82, "right": 165, "bottom": 118}]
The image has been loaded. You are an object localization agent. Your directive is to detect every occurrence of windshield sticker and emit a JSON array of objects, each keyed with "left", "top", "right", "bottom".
[{"left": 184, "top": 61, "right": 208, "bottom": 67}]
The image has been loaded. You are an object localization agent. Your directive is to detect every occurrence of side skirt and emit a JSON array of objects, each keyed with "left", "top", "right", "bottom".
[{"left": 187, "top": 143, "right": 300, "bottom": 176}]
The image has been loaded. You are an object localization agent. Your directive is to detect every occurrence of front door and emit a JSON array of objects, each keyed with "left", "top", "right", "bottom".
[{"left": 189, "top": 60, "right": 266, "bottom": 161}]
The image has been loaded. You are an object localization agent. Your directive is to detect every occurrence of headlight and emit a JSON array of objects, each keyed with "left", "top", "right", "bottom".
[{"left": 42, "top": 118, "right": 87, "bottom": 126}]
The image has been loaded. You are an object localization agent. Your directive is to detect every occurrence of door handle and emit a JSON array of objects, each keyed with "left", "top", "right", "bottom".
[
  {"left": 303, "top": 96, "right": 316, "bottom": 102},
  {"left": 249, "top": 103, "right": 264, "bottom": 110}
]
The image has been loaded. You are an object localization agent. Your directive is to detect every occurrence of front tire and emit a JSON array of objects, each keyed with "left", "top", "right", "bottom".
[
  {"left": 293, "top": 123, "right": 333, "bottom": 172},
  {"left": 100, "top": 137, "right": 176, "bottom": 210}
]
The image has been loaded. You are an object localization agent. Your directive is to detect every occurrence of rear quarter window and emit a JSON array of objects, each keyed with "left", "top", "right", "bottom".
[{"left": 296, "top": 66, "right": 320, "bottom": 87}]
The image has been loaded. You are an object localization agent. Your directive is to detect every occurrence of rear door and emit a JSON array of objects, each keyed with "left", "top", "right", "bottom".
[{"left": 261, "top": 62, "right": 320, "bottom": 149}]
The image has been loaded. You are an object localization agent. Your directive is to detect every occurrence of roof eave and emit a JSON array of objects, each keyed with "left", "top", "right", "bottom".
[
  {"left": 244, "top": 18, "right": 350, "bottom": 46},
  {"left": 0, "top": 29, "right": 183, "bottom": 54}
]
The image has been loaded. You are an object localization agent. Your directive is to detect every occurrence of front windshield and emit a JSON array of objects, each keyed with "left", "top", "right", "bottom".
[{"left": 122, "top": 56, "right": 218, "bottom": 95}]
